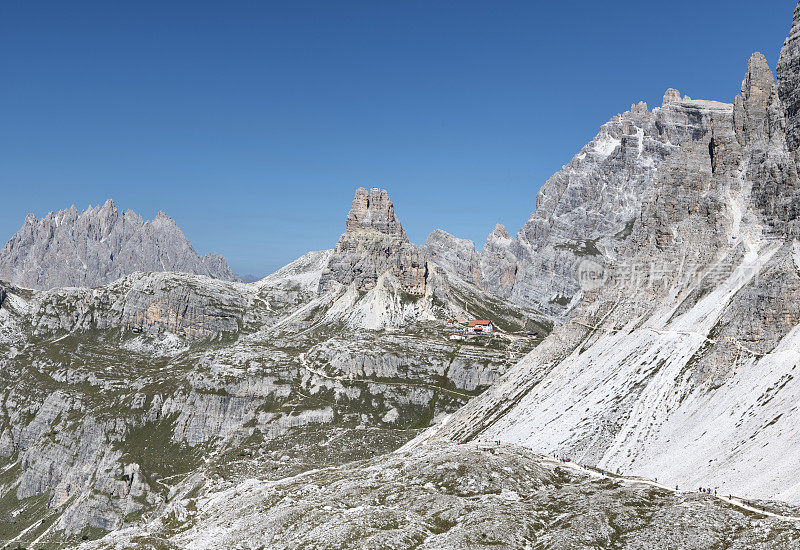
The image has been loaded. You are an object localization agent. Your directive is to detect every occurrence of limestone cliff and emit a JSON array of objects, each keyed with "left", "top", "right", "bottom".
[{"left": 778, "top": 1, "right": 800, "bottom": 158}]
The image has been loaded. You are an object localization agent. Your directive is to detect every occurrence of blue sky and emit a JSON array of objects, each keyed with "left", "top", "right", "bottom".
[{"left": 2, "top": 1, "right": 797, "bottom": 276}]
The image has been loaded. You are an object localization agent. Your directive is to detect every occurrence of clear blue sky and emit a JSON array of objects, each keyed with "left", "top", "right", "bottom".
[{"left": 2, "top": 1, "right": 797, "bottom": 276}]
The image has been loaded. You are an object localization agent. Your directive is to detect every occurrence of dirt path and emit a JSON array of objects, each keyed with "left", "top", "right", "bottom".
[{"left": 538, "top": 453, "right": 800, "bottom": 522}]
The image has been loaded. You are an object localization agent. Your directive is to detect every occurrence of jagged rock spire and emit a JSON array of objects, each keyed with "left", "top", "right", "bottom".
[
  {"left": 734, "top": 52, "right": 781, "bottom": 146},
  {"left": 732, "top": 50, "right": 800, "bottom": 236},
  {"left": 489, "top": 224, "right": 510, "bottom": 240},
  {"left": 662, "top": 88, "right": 682, "bottom": 105}
]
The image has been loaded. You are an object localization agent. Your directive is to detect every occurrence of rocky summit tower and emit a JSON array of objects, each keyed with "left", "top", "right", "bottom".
[{"left": 318, "top": 187, "right": 427, "bottom": 296}]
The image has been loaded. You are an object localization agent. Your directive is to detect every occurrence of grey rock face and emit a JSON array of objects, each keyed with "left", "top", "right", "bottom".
[
  {"left": 426, "top": 96, "right": 731, "bottom": 319},
  {"left": 0, "top": 283, "right": 5, "bottom": 308},
  {"left": 314, "top": 189, "right": 547, "bottom": 332},
  {"left": 423, "top": 229, "right": 481, "bottom": 286},
  {"left": 739, "top": 52, "right": 800, "bottom": 236},
  {"left": 345, "top": 186, "right": 406, "bottom": 238},
  {"left": 0, "top": 199, "right": 239, "bottom": 290},
  {"left": 319, "top": 188, "right": 428, "bottom": 295},
  {"left": 778, "top": 1, "right": 800, "bottom": 156},
  {"left": 479, "top": 224, "right": 518, "bottom": 293},
  {"left": 507, "top": 95, "right": 733, "bottom": 319}
]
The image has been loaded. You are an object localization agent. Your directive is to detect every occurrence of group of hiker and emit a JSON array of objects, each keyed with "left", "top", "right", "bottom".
[{"left": 481, "top": 444, "right": 770, "bottom": 514}]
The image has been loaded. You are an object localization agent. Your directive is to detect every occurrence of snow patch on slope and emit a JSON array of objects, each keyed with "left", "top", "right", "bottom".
[{"left": 592, "top": 133, "right": 622, "bottom": 158}]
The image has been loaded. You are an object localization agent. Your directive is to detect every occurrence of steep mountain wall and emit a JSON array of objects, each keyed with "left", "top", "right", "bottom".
[
  {"left": 421, "top": 39, "right": 800, "bottom": 504},
  {"left": 778, "top": 1, "right": 800, "bottom": 158}
]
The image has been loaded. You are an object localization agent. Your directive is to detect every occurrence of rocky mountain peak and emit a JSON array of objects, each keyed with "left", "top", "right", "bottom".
[
  {"left": 319, "top": 188, "right": 425, "bottom": 295},
  {"left": 733, "top": 49, "right": 800, "bottom": 237},
  {"left": 345, "top": 187, "right": 406, "bottom": 239},
  {"left": 662, "top": 88, "right": 682, "bottom": 105},
  {"left": 423, "top": 89, "right": 739, "bottom": 319},
  {"left": 423, "top": 3, "right": 800, "bottom": 506},
  {"left": 489, "top": 224, "right": 510, "bottom": 240},
  {"left": 0, "top": 201, "right": 239, "bottom": 289},
  {"left": 744, "top": 52, "right": 774, "bottom": 96},
  {"left": 99, "top": 198, "right": 117, "bottom": 212}
]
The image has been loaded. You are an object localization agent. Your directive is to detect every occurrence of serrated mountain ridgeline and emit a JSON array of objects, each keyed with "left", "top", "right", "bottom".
[
  {"left": 425, "top": 89, "right": 737, "bottom": 321},
  {"left": 0, "top": 199, "right": 239, "bottom": 290}
]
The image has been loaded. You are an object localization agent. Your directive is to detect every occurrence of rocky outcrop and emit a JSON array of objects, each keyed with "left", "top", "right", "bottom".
[
  {"left": 0, "top": 283, "right": 6, "bottom": 308},
  {"left": 0, "top": 200, "right": 239, "bottom": 290},
  {"left": 423, "top": 230, "right": 481, "bottom": 286},
  {"left": 313, "top": 189, "right": 546, "bottom": 331},
  {"left": 319, "top": 188, "right": 428, "bottom": 296},
  {"left": 479, "top": 224, "right": 518, "bottom": 293},
  {"left": 508, "top": 94, "right": 734, "bottom": 318},
  {"left": 739, "top": 53, "right": 800, "bottom": 236},
  {"left": 28, "top": 272, "right": 249, "bottom": 340},
  {"left": 345, "top": 187, "right": 406, "bottom": 237}
]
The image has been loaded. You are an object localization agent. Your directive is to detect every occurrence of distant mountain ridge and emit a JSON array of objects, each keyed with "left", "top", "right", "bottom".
[{"left": 0, "top": 199, "right": 239, "bottom": 289}]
